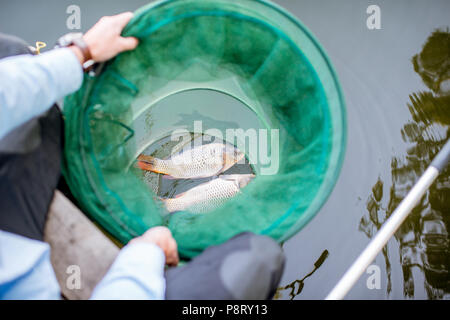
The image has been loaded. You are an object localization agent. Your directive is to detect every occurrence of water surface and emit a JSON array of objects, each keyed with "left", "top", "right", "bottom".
[{"left": 1, "top": 0, "right": 448, "bottom": 299}]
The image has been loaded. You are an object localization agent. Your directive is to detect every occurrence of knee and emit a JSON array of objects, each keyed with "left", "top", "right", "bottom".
[
  {"left": 229, "top": 232, "right": 285, "bottom": 272},
  {"left": 219, "top": 233, "right": 285, "bottom": 299},
  {"left": 249, "top": 234, "right": 285, "bottom": 274}
]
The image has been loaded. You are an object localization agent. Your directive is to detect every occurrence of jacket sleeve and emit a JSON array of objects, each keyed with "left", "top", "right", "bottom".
[
  {"left": 0, "top": 48, "right": 83, "bottom": 140},
  {"left": 90, "top": 242, "right": 166, "bottom": 300}
]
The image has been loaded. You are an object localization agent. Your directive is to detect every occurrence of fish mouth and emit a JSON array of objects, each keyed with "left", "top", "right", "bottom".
[
  {"left": 227, "top": 148, "right": 246, "bottom": 163},
  {"left": 222, "top": 148, "right": 244, "bottom": 172},
  {"left": 237, "top": 174, "right": 255, "bottom": 188}
]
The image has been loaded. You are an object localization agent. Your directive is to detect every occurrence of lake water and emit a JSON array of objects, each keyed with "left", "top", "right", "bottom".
[{"left": 1, "top": 0, "right": 448, "bottom": 299}]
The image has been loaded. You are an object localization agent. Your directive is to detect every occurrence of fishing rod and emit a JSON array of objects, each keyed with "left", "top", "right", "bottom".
[{"left": 326, "top": 139, "right": 450, "bottom": 300}]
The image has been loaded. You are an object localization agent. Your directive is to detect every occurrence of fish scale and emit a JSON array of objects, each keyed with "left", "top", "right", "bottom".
[
  {"left": 162, "top": 174, "right": 254, "bottom": 213},
  {"left": 137, "top": 143, "right": 244, "bottom": 179}
]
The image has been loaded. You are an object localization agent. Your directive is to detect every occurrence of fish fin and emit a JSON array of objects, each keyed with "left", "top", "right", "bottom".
[
  {"left": 136, "top": 160, "right": 167, "bottom": 174},
  {"left": 136, "top": 154, "right": 168, "bottom": 174},
  {"left": 136, "top": 160, "right": 154, "bottom": 171}
]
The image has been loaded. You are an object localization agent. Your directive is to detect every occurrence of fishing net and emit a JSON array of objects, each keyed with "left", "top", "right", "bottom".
[{"left": 63, "top": 0, "right": 346, "bottom": 258}]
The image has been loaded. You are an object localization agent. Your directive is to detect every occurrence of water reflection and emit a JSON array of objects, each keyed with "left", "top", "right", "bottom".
[
  {"left": 360, "top": 29, "right": 450, "bottom": 299},
  {"left": 274, "top": 250, "right": 329, "bottom": 300}
]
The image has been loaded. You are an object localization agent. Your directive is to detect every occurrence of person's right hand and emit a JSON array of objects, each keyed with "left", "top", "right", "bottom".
[{"left": 129, "top": 226, "right": 179, "bottom": 267}]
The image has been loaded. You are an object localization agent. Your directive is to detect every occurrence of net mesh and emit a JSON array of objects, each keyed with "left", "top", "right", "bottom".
[{"left": 62, "top": 0, "right": 346, "bottom": 258}]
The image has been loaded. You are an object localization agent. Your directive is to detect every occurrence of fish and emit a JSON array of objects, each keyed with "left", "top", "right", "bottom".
[
  {"left": 161, "top": 174, "right": 255, "bottom": 213},
  {"left": 137, "top": 143, "right": 245, "bottom": 179}
]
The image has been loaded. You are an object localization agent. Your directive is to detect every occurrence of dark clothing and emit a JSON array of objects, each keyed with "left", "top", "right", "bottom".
[
  {"left": 0, "top": 33, "right": 63, "bottom": 241},
  {"left": 165, "top": 232, "right": 285, "bottom": 299}
]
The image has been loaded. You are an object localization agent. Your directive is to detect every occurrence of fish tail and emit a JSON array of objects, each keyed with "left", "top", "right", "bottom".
[
  {"left": 136, "top": 154, "right": 168, "bottom": 175},
  {"left": 161, "top": 198, "right": 184, "bottom": 213}
]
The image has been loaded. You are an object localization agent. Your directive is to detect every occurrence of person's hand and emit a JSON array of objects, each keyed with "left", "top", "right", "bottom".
[
  {"left": 82, "top": 12, "right": 138, "bottom": 62},
  {"left": 129, "top": 226, "right": 179, "bottom": 267}
]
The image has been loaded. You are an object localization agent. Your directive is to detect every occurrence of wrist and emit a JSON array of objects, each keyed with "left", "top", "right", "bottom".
[
  {"left": 56, "top": 32, "right": 94, "bottom": 72},
  {"left": 129, "top": 236, "right": 159, "bottom": 247},
  {"left": 82, "top": 34, "right": 97, "bottom": 61},
  {"left": 128, "top": 238, "right": 165, "bottom": 258},
  {"left": 69, "top": 45, "right": 85, "bottom": 65}
]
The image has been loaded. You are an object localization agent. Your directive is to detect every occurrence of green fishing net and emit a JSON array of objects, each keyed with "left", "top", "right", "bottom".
[{"left": 63, "top": 0, "right": 346, "bottom": 258}]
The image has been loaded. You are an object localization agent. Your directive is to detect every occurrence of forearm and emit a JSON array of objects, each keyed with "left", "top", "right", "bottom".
[
  {"left": 90, "top": 242, "right": 166, "bottom": 300},
  {"left": 0, "top": 48, "right": 83, "bottom": 139}
]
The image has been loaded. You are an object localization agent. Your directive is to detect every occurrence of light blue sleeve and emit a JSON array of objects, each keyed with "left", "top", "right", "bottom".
[
  {"left": 0, "top": 231, "right": 61, "bottom": 300},
  {"left": 0, "top": 231, "right": 166, "bottom": 300},
  {"left": 0, "top": 48, "right": 83, "bottom": 140},
  {"left": 90, "top": 242, "right": 166, "bottom": 300}
]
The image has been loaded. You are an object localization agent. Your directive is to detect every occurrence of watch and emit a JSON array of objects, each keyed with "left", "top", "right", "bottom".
[{"left": 55, "top": 32, "right": 95, "bottom": 72}]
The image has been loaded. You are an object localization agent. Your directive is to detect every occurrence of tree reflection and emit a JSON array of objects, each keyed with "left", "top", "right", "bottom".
[
  {"left": 360, "top": 29, "right": 450, "bottom": 299},
  {"left": 274, "top": 250, "right": 329, "bottom": 300}
]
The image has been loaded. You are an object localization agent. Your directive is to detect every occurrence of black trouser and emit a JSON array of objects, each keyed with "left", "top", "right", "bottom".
[{"left": 0, "top": 34, "right": 285, "bottom": 299}]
